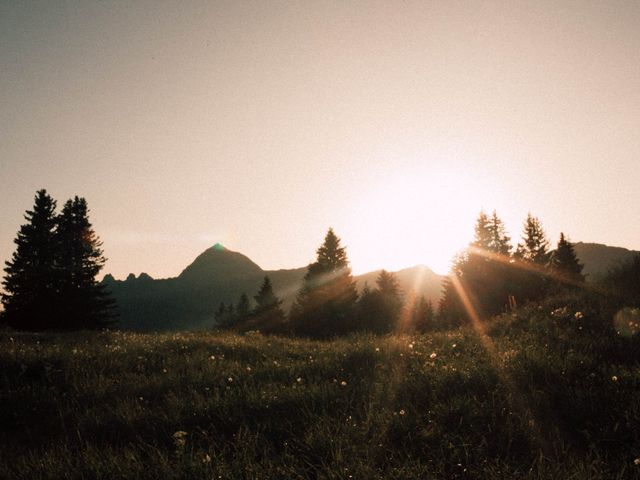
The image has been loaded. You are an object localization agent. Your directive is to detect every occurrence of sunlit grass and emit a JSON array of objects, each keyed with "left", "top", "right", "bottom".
[{"left": 1, "top": 300, "right": 639, "bottom": 479}]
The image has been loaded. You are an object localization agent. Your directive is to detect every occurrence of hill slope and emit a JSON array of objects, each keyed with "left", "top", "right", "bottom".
[
  {"left": 573, "top": 242, "right": 639, "bottom": 280},
  {"left": 2, "top": 293, "right": 638, "bottom": 479}
]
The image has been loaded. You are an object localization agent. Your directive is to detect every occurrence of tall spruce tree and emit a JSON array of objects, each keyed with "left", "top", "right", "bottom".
[
  {"left": 515, "top": 214, "right": 550, "bottom": 264},
  {"left": 250, "top": 276, "right": 285, "bottom": 328},
  {"left": 550, "top": 233, "right": 584, "bottom": 285},
  {"left": 513, "top": 214, "right": 551, "bottom": 302},
  {"left": 1, "top": 190, "right": 58, "bottom": 330},
  {"left": 236, "top": 293, "right": 250, "bottom": 321},
  {"left": 486, "top": 210, "right": 512, "bottom": 255},
  {"left": 375, "top": 270, "right": 402, "bottom": 332},
  {"left": 55, "top": 196, "right": 115, "bottom": 329},
  {"left": 472, "top": 210, "right": 492, "bottom": 250},
  {"left": 412, "top": 295, "right": 435, "bottom": 332},
  {"left": 291, "top": 228, "right": 358, "bottom": 336},
  {"left": 214, "top": 302, "right": 235, "bottom": 328}
]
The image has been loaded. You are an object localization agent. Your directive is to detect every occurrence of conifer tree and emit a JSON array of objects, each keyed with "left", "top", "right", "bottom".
[
  {"left": 487, "top": 210, "right": 512, "bottom": 255},
  {"left": 412, "top": 295, "right": 435, "bottom": 332},
  {"left": 236, "top": 293, "right": 250, "bottom": 321},
  {"left": 1, "top": 190, "right": 58, "bottom": 330},
  {"left": 550, "top": 233, "right": 584, "bottom": 284},
  {"left": 440, "top": 210, "right": 515, "bottom": 322},
  {"left": 374, "top": 270, "right": 402, "bottom": 332},
  {"left": 472, "top": 210, "right": 492, "bottom": 250},
  {"left": 250, "top": 276, "right": 285, "bottom": 328},
  {"left": 513, "top": 214, "right": 551, "bottom": 302},
  {"left": 355, "top": 282, "right": 377, "bottom": 331},
  {"left": 55, "top": 196, "right": 115, "bottom": 329},
  {"left": 291, "top": 228, "right": 358, "bottom": 336},
  {"left": 214, "top": 302, "right": 235, "bottom": 328},
  {"left": 515, "top": 214, "right": 550, "bottom": 264}
]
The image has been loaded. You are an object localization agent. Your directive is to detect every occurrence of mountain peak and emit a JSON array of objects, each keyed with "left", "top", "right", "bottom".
[{"left": 178, "top": 245, "right": 264, "bottom": 283}]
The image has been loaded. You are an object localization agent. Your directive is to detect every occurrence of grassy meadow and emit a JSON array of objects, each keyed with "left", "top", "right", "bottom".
[{"left": 1, "top": 294, "right": 639, "bottom": 479}]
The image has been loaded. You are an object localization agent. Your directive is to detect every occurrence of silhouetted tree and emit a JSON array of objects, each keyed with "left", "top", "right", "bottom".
[
  {"left": 355, "top": 282, "right": 378, "bottom": 331},
  {"left": 515, "top": 214, "right": 551, "bottom": 265},
  {"left": 214, "top": 302, "right": 235, "bottom": 328},
  {"left": 550, "top": 233, "right": 584, "bottom": 285},
  {"left": 55, "top": 196, "right": 115, "bottom": 329},
  {"left": 486, "top": 210, "right": 512, "bottom": 255},
  {"left": 354, "top": 272, "right": 402, "bottom": 333},
  {"left": 236, "top": 293, "right": 250, "bottom": 321},
  {"left": 290, "top": 228, "right": 358, "bottom": 337},
  {"left": 374, "top": 270, "right": 402, "bottom": 332},
  {"left": 250, "top": 276, "right": 285, "bottom": 329},
  {"left": 1, "top": 190, "right": 58, "bottom": 329},
  {"left": 411, "top": 295, "right": 435, "bottom": 332},
  {"left": 513, "top": 214, "right": 551, "bottom": 302},
  {"left": 440, "top": 210, "right": 515, "bottom": 323},
  {"left": 473, "top": 210, "right": 492, "bottom": 250}
]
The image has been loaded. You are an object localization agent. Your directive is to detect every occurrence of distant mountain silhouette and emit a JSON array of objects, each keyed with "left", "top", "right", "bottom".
[
  {"left": 573, "top": 242, "right": 639, "bottom": 280},
  {"left": 103, "top": 245, "right": 443, "bottom": 331}
]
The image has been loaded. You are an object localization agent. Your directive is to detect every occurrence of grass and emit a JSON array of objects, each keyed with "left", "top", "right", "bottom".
[{"left": 1, "top": 296, "right": 639, "bottom": 479}]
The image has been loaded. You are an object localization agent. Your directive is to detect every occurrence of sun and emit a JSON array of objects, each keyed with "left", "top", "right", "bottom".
[{"left": 343, "top": 169, "right": 485, "bottom": 275}]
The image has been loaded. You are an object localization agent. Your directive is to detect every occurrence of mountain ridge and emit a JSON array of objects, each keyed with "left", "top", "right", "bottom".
[
  {"left": 103, "top": 241, "right": 638, "bottom": 331},
  {"left": 104, "top": 245, "right": 442, "bottom": 331}
]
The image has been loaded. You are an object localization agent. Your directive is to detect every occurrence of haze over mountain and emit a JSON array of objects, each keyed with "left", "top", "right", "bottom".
[{"left": 103, "top": 244, "right": 442, "bottom": 331}]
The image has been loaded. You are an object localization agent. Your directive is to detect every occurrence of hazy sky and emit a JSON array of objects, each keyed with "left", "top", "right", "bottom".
[{"left": 1, "top": 1, "right": 639, "bottom": 278}]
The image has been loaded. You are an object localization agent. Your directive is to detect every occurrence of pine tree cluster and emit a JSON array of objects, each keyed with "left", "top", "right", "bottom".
[
  {"left": 1, "top": 190, "right": 115, "bottom": 330},
  {"left": 439, "top": 210, "right": 584, "bottom": 325}
]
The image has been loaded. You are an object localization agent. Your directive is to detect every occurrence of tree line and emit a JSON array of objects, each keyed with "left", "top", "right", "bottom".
[
  {"left": 0, "top": 190, "right": 606, "bottom": 336},
  {"left": 221, "top": 212, "right": 586, "bottom": 337},
  {"left": 1, "top": 190, "right": 114, "bottom": 330},
  {"left": 438, "top": 211, "right": 584, "bottom": 326}
]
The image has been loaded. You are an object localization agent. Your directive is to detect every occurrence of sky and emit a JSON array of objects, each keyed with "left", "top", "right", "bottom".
[{"left": 1, "top": 0, "right": 639, "bottom": 279}]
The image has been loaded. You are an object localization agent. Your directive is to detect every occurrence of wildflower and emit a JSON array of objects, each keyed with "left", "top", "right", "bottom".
[
  {"left": 173, "top": 430, "right": 188, "bottom": 448},
  {"left": 375, "top": 347, "right": 380, "bottom": 352},
  {"left": 574, "top": 311, "right": 584, "bottom": 319},
  {"left": 227, "top": 377, "right": 233, "bottom": 383},
  {"left": 296, "top": 377, "right": 303, "bottom": 383},
  {"left": 399, "top": 409, "right": 405, "bottom": 416},
  {"left": 452, "top": 343, "right": 457, "bottom": 348},
  {"left": 209, "top": 355, "right": 215, "bottom": 360},
  {"left": 408, "top": 343, "right": 414, "bottom": 349},
  {"left": 634, "top": 458, "right": 640, "bottom": 466},
  {"left": 612, "top": 376, "right": 618, "bottom": 382},
  {"left": 246, "top": 366, "right": 252, "bottom": 372},
  {"left": 340, "top": 380, "right": 347, "bottom": 386},
  {"left": 202, "top": 453, "right": 212, "bottom": 464},
  {"left": 430, "top": 352, "right": 437, "bottom": 359}
]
